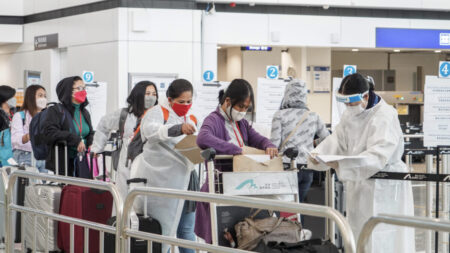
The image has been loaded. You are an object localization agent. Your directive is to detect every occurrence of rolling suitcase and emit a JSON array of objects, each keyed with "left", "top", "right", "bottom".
[
  {"left": 104, "top": 178, "right": 162, "bottom": 253},
  {"left": 57, "top": 154, "right": 113, "bottom": 253},
  {"left": 24, "top": 145, "right": 67, "bottom": 252}
]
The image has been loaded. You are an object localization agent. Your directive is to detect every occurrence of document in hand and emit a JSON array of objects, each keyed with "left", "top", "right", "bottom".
[{"left": 174, "top": 135, "right": 204, "bottom": 164}]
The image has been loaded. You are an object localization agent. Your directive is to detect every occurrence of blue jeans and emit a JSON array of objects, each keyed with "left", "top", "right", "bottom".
[
  {"left": 176, "top": 203, "right": 196, "bottom": 253},
  {"left": 13, "top": 150, "right": 47, "bottom": 173},
  {"left": 298, "top": 170, "right": 313, "bottom": 224}
]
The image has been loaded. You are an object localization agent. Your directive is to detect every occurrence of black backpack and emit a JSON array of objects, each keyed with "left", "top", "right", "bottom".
[
  {"left": 111, "top": 108, "right": 128, "bottom": 170},
  {"left": 29, "top": 103, "right": 67, "bottom": 160}
]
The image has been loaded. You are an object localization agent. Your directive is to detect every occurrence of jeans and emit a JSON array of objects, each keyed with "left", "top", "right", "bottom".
[
  {"left": 13, "top": 150, "right": 48, "bottom": 173},
  {"left": 298, "top": 169, "right": 313, "bottom": 224},
  {"left": 298, "top": 170, "right": 314, "bottom": 203},
  {"left": 175, "top": 203, "right": 196, "bottom": 253}
]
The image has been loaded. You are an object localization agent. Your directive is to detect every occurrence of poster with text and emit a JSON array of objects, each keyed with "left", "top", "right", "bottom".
[
  {"left": 255, "top": 78, "right": 288, "bottom": 125},
  {"left": 86, "top": 82, "right": 107, "bottom": 129},
  {"left": 423, "top": 75, "right": 450, "bottom": 147}
]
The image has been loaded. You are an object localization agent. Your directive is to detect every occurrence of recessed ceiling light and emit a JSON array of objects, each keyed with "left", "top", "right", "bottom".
[
  {"left": 217, "top": 46, "right": 222, "bottom": 50},
  {"left": 351, "top": 49, "right": 359, "bottom": 52},
  {"left": 394, "top": 49, "right": 401, "bottom": 52},
  {"left": 435, "top": 50, "right": 442, "bottom": 53}
]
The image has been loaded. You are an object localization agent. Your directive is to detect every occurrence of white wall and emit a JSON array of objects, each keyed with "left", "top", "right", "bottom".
[
  {"left": 196, "top": 0, "right": 450, "bottom": 11},
  {"left": 0, "top": 0, "right": 23, "bottom": 15},
  {"left": 332, "top": 51, "right": 442, "bottom": 90},
  {"left": 23, "top": 0, "right": 106, "bottom": 15},
  {"left": 0, "top": 25, "right": 23, "bottom": 44}
]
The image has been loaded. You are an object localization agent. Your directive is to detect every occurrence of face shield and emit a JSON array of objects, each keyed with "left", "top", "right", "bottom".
[{"left": 335, "top": 90, "right": 369, "bottom": 104}]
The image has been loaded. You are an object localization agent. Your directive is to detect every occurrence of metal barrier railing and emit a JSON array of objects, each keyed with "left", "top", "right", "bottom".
[
  {"left": 0, "top": 168, "right": 8, "bottom": 248},
  {"left": 357, "top": 214, "right": 450, "bottom": 253},
  {"left": 5, "top": 170, "right": 123, "bottom": 253},
  {"left": 121, "top": 186, "right": 357, "bottom": 253}
]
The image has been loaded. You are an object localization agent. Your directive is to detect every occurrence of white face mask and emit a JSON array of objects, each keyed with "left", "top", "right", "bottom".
[
  {"left": 228, "top": 106, "right": 247, "bottom": 121},
  {"left": 36, "top": 98, "right": 47, "bottom": 109},
  {"left": 346, "top": 103, "right": 366, "bottom": 116},
  {"left": 144, "top": 95, "right": 157, "bottom": 109},
  {"left": 7, "top": 97, "right": 16, "bottom": 108}
]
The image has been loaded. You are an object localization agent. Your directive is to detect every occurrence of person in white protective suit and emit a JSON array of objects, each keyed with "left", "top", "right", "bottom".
[
  {"left": 308, "top": 73, "right": 415, "bottom": 253},
  {"left": 91, "top": 81, "right": 158, "bottom": 200},
  {"left": 130, "top": 79, "right": 198, "bottom": 253}
]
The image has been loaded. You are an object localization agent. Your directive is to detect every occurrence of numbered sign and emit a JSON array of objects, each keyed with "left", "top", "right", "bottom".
[
  {"left": 203, "top": 70, "right": 214, "bottom": 82},
  {"left": 82, "top": 71, "right": 94, "bottom": 83},
  {"left": 343, "top": 65, "right": 357, "bottom": 77},
  {"left": 266, "top": 65, "right": 279, "bottom": 79},
  {"left": 439, "top": 61, "right": 450, "bottom": 78}
]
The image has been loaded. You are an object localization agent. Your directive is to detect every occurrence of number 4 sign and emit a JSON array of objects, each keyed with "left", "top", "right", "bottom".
[{"left": 439, "top": 61, "right": 450, "bottom": 78}]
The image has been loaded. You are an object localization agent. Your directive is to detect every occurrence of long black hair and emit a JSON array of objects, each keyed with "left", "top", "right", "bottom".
[
  {"left": 218, "top": 79, "right": 255, "bottom": 121},
  {"left": 127, "top": 81, "right": 158, "bottom": 118},
  {"left": 22, "top": 84, "right": 46, "bottom": 116}
]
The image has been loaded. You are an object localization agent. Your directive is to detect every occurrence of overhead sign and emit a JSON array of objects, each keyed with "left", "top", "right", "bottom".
[
  {"left": 203, "top": 70, "right": 214, "bottom": 82},
  {"left": 343, "top": 65, "right": 357, "bottom": 77},
  {"left": 266, "top": 65, "right": 279, "bottom": 79},
  {"left": 34, "top": 33, "right": 58, "bottom": 50},
  {"left": 423, "top": 76, "right": 450, "bottom": 147},
  {"left": 241, "top": 46, "right": 272, "bottom": 51},
  {"left": 439, "top": 61, "right": 450, "bottom": 78},
  {"left": 376, "top": 28, "right": 450, "bottom": 49},
  {"left": 82, "top": 71, "right": 94, "bottom": 83}
]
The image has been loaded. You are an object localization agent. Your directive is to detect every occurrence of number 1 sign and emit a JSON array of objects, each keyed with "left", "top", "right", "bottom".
[{"left": 439, "top": 61, "right": 450, "bottom": 78}]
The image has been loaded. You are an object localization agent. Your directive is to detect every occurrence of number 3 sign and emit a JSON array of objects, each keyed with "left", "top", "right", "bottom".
[{"left": 439, "top": 61, "right": 450, "bottom": 78}]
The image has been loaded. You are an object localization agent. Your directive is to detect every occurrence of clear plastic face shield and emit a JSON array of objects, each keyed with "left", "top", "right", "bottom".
[{"left": 335, "top": 91, "right": 369, "bottom": 104}]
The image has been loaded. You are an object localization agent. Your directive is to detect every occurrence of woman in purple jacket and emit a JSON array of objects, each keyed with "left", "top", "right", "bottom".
[{"left": 194, "top": 79, "right": 278, "bottom": 243}]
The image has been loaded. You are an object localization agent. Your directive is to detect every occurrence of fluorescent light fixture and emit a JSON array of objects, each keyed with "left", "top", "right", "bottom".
[
  {"left": 217, "top": 46, "right": 222, "bottom": 49},
  {"left": 351, "top": 49, "right": 359, "bottom": 52},
  {"left": 435, "top": 50, "right": 442, "bottom": 53},
  {"left": 241, "top": 46, "right": 272, "bottom": 51},
  {"left": 394, "top": 49, "right": 401, "bottom": 52}
]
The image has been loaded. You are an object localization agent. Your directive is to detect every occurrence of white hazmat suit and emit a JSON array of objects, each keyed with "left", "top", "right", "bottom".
[
  {"left": 309, "top": 99, "right": 415, "bottom": 253},
  {"left": 130, "top": 100, "right": 196, "bottom": 253},
  {"left": 91, "top": 108, "right": 137, "bottom": 200}
]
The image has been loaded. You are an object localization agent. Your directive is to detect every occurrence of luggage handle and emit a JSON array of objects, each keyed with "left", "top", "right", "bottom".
[
  {"left": 127, "top": 178, "right": 148, "bottom": 218},
  {"left": 54, "top": 140, "right": 68, "bottom": 177}
]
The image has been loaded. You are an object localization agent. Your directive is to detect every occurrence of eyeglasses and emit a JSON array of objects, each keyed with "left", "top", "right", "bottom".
[{"left": 73, "top": 86, "right": 86, "bottom": 92}]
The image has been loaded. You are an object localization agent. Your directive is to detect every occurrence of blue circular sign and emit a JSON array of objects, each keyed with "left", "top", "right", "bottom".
[
  {"left": 440, "top": 62, "right": 450, "bottom": 78},
  {"left": 344, "top": 66, "right": 356, "bottom": 77},
  {"left": 83, "top": 72, "right": 94, "bottom": 83},
  {"left": 203, "top": 70, "right": 214, "bottom": 82},
  {"left": 267, "top": 66, "right": 279, "bottom": 79}
]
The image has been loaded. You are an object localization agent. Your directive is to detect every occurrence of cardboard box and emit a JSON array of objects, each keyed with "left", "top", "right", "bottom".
[
  {"left": 174, "top": 135, "right": 204, "bottom": 164},
  {"left": 233, "top": 155, "right": 283, "bottom": 172}
]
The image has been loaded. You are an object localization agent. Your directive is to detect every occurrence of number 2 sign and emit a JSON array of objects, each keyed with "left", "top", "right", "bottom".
[{"left": 439, "top": 61, "right": 450, "bottom": 78}]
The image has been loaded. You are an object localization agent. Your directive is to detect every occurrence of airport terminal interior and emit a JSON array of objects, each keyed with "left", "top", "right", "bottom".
[{"left": 1, "top": 0, "right": 450, "bottom": 252}]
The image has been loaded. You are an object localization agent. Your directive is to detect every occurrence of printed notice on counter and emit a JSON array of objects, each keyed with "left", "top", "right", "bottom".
[
  {"left": 255, "top": 78, "right": 288, "bottom": 124},
  {"left": 423, "top": 76, "right": 450, "bottom": 147}
]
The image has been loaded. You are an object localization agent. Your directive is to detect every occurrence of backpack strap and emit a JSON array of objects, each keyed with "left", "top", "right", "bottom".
[
  {"left": 161, "top": 106, "right": 197, "bottom": 126},
  {"left": 118, "top": 108, "right": 128, "bottom": 138},
  {"left": 131, "top": 109, "right": 149, "bottom": 140},
  {"left": 161, "top": 107, "right": 170, "bottom": 124},
  {"left": 189, "top": 115, "right": 198, "bottom": 126}
]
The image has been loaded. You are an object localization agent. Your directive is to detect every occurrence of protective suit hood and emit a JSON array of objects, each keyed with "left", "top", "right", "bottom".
[
  {"left": 56, "top": 76, "right": 89, "bottom": 114},
  {"left": 280, "top": 79, "right": 308, "bottom": 110}
]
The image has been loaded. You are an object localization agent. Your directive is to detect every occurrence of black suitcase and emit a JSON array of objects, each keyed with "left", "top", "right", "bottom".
[{"left": 104, "top": 178, "right": 162, "bottom": 253}]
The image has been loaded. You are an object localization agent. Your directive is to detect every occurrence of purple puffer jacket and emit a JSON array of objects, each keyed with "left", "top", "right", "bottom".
[{"left": 194, "top": 107, "right": 276, "bottom": 244}]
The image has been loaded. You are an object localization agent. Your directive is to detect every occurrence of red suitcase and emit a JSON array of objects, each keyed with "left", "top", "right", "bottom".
[{"left": 57, "top": 154, "right": 113, "bottom": 253}]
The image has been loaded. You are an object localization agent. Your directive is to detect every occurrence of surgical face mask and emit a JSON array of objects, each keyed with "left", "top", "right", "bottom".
[
  {"left": 346, "top": 103, "right": 366, "bottom": 116},
  {"left": 36, "top": 97, "right": 47, "bottom": 109},
  {"left": 7, "top": 97, "right": 16, "bottom": 108},
  {"left": 229, "top": 106, "right": 247, "bottom": 121},
  {"left": 144, "top": 95, "right": 156, "bottom": 109}
]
